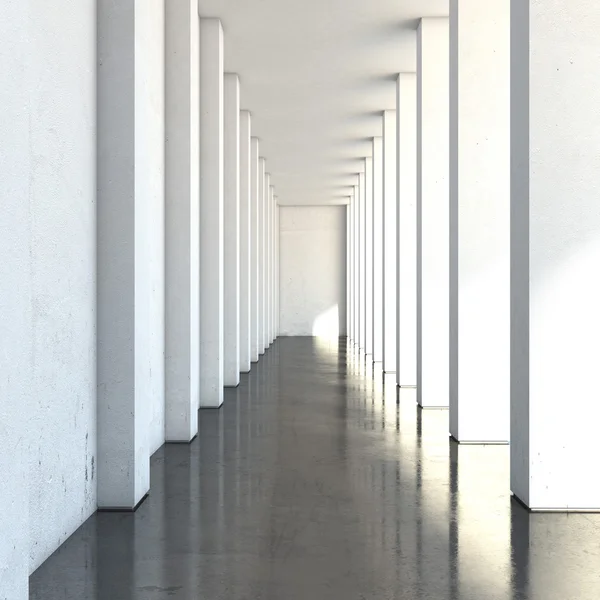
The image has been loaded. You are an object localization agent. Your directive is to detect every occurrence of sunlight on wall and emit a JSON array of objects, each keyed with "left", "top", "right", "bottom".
[{"left": 311, "top": 304, "right": 340, "bottom": 339}]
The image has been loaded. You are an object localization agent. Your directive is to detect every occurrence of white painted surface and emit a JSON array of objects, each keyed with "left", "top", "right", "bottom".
[
  {"left": 417, "top": 17, "right": 450, "bottom": 408},
  {"left": 449, "top": 0, "right": 510, "bottom": 442},
  {"left": 258, "top": 158, "right": 266, "bottom": 355},
  {"left": 364, "top": 157, "right": 374, "bottom": 356},
  {"left": 266, "top": 183, "right": 273, "bottom": 346},
  {"left": 199, "top": 18, "right": 224, "bottom": 407},
  {"left": 262, "top": 172, "right": 271, "bottom": 351},
  {"left": 396, "top": 73, "right": 417, "bottom": 387},
  {"left": 98, "top": 0, "right": 166, "bottom": 507},
  {"left": 196, "top": 0, "right": 447, "bottom": 206},
  {"left": 347, "top": 203, "right": 353, "bottom": 340},
  {"left": 354, "top": 184, "right": 360, "bottom": 343},
  {"left": 165, "top": 0, "right": 200, "bottom": 442},
  {"left": 372, "top": 137, "right": 383, "bottom": 363},
  {"left": 250, "top": 139, "right": 260, "bottom": 362},
  {"left": 239, "top": 111, "right": 252, "bottom": 372},
  {"left": 269, "top": 185, "right": 276, "bottom": 343},
  {"left": 224, "top": 74, "right": 241, "bottom": 386},
  {"left": 280, "top": 207, "right": 347, "bottom": 337},
  {"left": 358, "top": 172, "right": 366, "bottom": 351},
  {"left": 511, "top": 0, "right": 600, "bottom": 509},
  {"left": 136, "top": 0, "right": 165, "bottom": 457},
  {"left": 275, "top": 204, "right": 280, "bottom": 336},
  {"left": 0, "top": 2, "right": 30, "bottom": 595},
  {"left": 27, "top": 0, "right": 97, "bottom": 564},
  {"left": 382, "top": 109, "right": 397, "bottom": 374}
]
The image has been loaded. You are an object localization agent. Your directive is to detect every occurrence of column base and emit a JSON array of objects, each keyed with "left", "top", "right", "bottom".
[{"left": 97, "top": 492, "right": 149, "bottom": 513}]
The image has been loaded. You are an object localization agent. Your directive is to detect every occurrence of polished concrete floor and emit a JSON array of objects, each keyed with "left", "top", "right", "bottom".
[{"left": 31, "top": 337, "right": 600, "bottom": 599}]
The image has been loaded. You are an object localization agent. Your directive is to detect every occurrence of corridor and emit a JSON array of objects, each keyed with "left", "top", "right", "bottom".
[{"left": 30, "top": 338, "right": 600, "bottom": 600}]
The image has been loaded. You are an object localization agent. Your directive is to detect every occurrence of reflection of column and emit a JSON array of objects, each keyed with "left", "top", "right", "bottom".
[
  {"left": 358, "top": 171, "right": 366, "bottom": 351},
  {"left": 250, "top": 139, "right": 260, "bottom": 362},
  {"left": 364, "top": 158, "right": 374, "bottom": 356},
  {"left": 417, "top": 17, "right": 450, "bottom": 408},
  {"left": 449, "top": 0, "right": 509, "bottom": 443},
  {"left": 396, "top": 73, "right": 417, "bottom": 387},
  {"left": 165, "top": 0, "right": 200, "bottom": 441},
  {"left": 511, "top": 0, "right": 600, "bottom": 510},
  {"left": 0, "top": 2, "right": 29, "bottom": 595},
  {"left": 199, "top": 18, "right": 224, "bottom": 407},
  {"left": 372, "top": 136, "right": 383, "bottom": 364},
  {"left": 382, "top": 110, "right": 397, "bottom": 374},
  {"left": 239, "top": 111, "right": 252, "bottom": 373},
  {"left": 223, "top": 73, "right": 240, "bottom": 387}
]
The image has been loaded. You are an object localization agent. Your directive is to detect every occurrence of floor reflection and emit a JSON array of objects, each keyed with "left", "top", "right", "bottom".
[{"left": 30, "top": 337, "right": 600, "bottom": 599}]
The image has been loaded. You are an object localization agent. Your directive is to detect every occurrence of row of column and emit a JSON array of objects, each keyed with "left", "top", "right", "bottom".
[
  {"left": 99, "top": 11, "right": 279, "bottom": 509},
  {"left": 347, "top": 2, "right": 600, "bottom": 511}
]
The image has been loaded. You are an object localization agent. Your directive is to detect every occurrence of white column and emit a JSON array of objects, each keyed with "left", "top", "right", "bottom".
[
  {"left": 347, "top": 202, "right": 353, "bottom": 341},
  {"left": 348, "top": 189, "right": 355, "bottom": 342},
  {"left": 98, "top": 0, "right": 156, "bottom": 508},
  {"left": 199, "top": 18, "right": 224, "bottom": 407},
  {"left": 382, "top": 109, "right": 397, "bottom": 374},
  {"left": 449, "top": 0, "right": 510, "bottom": 442},
  {"left": 511, "top": 0, "right": 600, "bottom": 510},
  {"left": 275, "top": 201, "right": 280, "bottom": 337},
  {"left": 396, "top": 73, "right": 417, "bottom": 387},
  {"left": 267, "top": 184, "right": 273, "bottom": 346},
  {"left": 269, "top": 185, "right": 276, "bottom": 343},
  {"left": 263, "top": 172, "right": 271, "bottom": 351},
  {"left": 165, "top": 0, "right": 200, "bottom": 441},
  {"left": 417, "top": 17, "right": 449, "bottom": 408},
  {"left": 258, "top": 159, "right": 266, "bottom": 355},
  {"left": 358, "top": 171, "right": 366, "bottom": 351},
  {"left": 224, "top": 73, "right": 240, "bottom": 387},
  {"left": 372, "top": 136, "right": 383, "bottom": 363},
  {"left": 250, "top": 138, "right": 260, "bottom": 362},
  {"left": 365, "top": 157, "right": 374, "bottom": 356},
  {"left": 0, "top": 2, "right": 29, "bottom": 595},
  {"left": 353, "top": 183, "right": 360, "bottom": 344},
  {"left": 239, "top": 111, "right": 252, "bottom": 373}
]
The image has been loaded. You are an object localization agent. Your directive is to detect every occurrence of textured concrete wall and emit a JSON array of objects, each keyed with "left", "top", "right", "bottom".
[
  {"left": 280, "top": 207, "right": 347, "bottom": 337},
  {"left": 27, "top": 0, "right": 97, "bottom": 572},
  {"left": 0, "top": 2, "right": 31, "bottom": 596}
]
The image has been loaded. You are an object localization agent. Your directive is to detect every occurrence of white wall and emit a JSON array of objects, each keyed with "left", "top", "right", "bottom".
[
  {"left": 0, "top": 2, "right": 31, "bottom": 596},
  {"left": 280, "top": 206, "right": 347, "bottom": 337},
  {"left": 27, "top": 0, "right": 97, "bottom": 572}
]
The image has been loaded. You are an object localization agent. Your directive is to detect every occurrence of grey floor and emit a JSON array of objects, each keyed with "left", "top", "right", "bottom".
[{"left": 31, "top": 337, "right": 600, "bottom": 599}]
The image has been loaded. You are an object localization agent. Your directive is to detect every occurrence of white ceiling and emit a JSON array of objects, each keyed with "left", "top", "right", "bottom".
[{"left": 198, "top": 0, "right": 449, "bottom": 205}]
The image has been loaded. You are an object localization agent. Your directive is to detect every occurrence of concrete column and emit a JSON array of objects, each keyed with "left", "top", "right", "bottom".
[
  {"left": 358, "top": 171, "right": 366, "bottom": 351},
  {"left": 165, "top": 0, "right": 200, "bottom": 441},
  {"left": 348, "top": 189, "right": 355, "bottom": 342},
  {"left": 263, "top": 172, "right": 271, "bottom": 351},
  {"left": 239, "top": 111, "right": 252, "bottom": 373},
  {"left": 417, "top": 17, "right": 449, "bottom": 408},
  {"left": 372, "top": 136, "right": 383, "bottom": 363},
  {"left": 365, "top": 157, "right": 374, "bottom": 356},
  {"left": 99, "top": 0, "right": 170, "bottom": 508},
  {"left": 199, "top": 18, "right": 224, "bottom": 407},
  {"left": 258, "top": 158, "right": 266, "bottom": 355},
  {"left": 0, "top": 2, "right": 30, "bottom": 595},
  {"left": 449, "top": 0, "right": 509, "bottom": 442},
  {"left": 347, "top": 202, "right": 353, "bottom": 341},
  {"left": 267, "top": 184, "right": 273, "bottom": 346},
  {"left": 250, "top": 138, "right": 260, "bottom": 362},
  {"left": 269, "top": 185, "right": 276, "bottom": 343},
  {"left": 224, "top": 73, "right": 240, "bottom": 387},
  {"left": 354, "top": 183, "right": 360, "bottom": 344},
  {"left": 382, "top": 109, "right": 397, "bottom": 374},
  {"left": 511, "top": 0, "right": 600, "bottom": 510},
  {"left": 275, "top": 202, "right": 280, "bottom": 337},
  {"left": 396, "top": 73, "right": 417, "bottom": 387}
]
